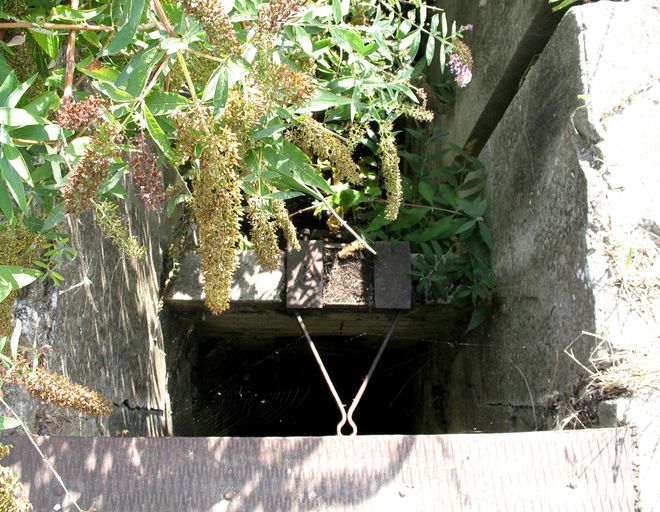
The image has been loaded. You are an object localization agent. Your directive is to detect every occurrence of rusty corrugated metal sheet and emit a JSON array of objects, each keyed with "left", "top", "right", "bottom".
[{"left": 1, "top": 428, "right": 634, "bottom": 511}]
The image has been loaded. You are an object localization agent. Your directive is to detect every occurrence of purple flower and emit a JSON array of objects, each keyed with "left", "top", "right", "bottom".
[
  {"left": 448, "top": 53, "right": 472, "bottom": 88},
  {"left": 461, "top": 23, "right": 474, "bottom": 31}
]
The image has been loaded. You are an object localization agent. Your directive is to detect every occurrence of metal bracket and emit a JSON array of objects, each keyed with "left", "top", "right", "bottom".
[{"left": 295, "top": 311, "right": 402, "bottom": 436}]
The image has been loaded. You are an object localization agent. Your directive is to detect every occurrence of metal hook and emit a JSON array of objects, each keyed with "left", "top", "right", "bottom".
[{"left": 295, "top": 311, "right": 402, "bottom": 436}]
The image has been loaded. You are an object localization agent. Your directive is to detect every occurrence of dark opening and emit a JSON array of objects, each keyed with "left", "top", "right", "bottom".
[{"left": 189, "top": 330, "right": 431, "bottom": 436}]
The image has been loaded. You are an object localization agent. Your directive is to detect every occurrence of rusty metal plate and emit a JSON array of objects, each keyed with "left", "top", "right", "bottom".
[
  {"left": 374, "top": 241, "right": 411, "bottom": 310},
  {"left": 1, "top": 428, "right": 634, "bottom": 511},
  {"left": 287, "top": 240, "right": 323, "bottom": 309}
]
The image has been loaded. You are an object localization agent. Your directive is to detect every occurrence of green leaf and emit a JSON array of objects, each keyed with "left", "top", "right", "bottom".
[
  {"left": 408, "top": 215, "right": 457, "bottom": 242},
  {"left": 0, "top": 151, "right": 27, "bottom": 213},
  {"left": 0, "top": 177, "right": 14, "bottom": 222},
  {"left": 51, "top": 5, "right": 107, "bottom": 21},
  {"left": 466, "top": 302, "right": 490, "bottom": 331},
  {"left": 29, "top": 31, "right": 59, "bottom": 60},
  {"left": 166, "top": 192, "right": 190, "bottom": 217},
  {"left": 42, "top": 201, "right": 66, "bottom": 232},
  {"left": 418, "top": 182, "right": 434, "bottom": 205},
  {"left": 78, "top": 62, "right": 120, "bottom": 83},
  {"left": 143, "top": 105, "right": 172, "bottom": 159},
  {"left": 332, "top": 0, "right": 342, "bottom": 23},
  {"left": 0, "top": 266, "right": 42, "bottom": 302},
  {"left": 478, "top": 221, "right": 492, "bottom": 249},
  {"left": 104, "top": 0, "right": 147, "bottom": 55},
  {"left": 97, "top": 166, "right": 127, "bottom": 195},
  {"left": 0, "top": 70, "right": 18, "bottom": 104},
  {"left": 8, "top": 124, "right": 64, "bottom": 142},
  {"left": 117, "top": 48, "right": 162, "bottom": 97},
  {"left": 145, "top": 90, "right": 187, "bottom": 115},
  {"left": 2, "top": 145, "right": 32, "bottom": 185},
  {"left": 0, "top": 416, "right": 21, "bottom": 431},
  {"left": 294, "top": 26, "right": 313, "bottom": 54},
  {"left": 299, "top": 89, "right": 351, "bottom": 112},
  {"left": 23, "top": 91, "right": 60, "bottom": 116},
  {"left": 425, "top": 35, "right": 436, "bottom": 66},
  {"left": 263, "top": 141, "right": 332, "bottom": 195},
  {"left": 93, "top": 81, "right": 135, "bottom": 102},
  {"left": 203, "top": 67, "right": 229, "bottom": 117},
  {"left": 6, "top": 74, "right": 37, "bottom": 107},
  {"left": 455, "top": 219, "right": 477, "bottom": 234},
  {"left": 0, "top": 107, "right": 48, "bottom": 127}
]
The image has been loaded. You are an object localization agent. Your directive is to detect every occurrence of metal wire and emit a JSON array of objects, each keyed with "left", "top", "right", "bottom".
[
  {"left": 295, "top": 311, "right": 402, "bottom": 436},
  {"left": 295, "top": 312, "right": 348, "bottom": 435}
]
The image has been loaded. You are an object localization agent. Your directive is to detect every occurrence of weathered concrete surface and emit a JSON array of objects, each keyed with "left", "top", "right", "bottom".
[
  {"left": 435, "top": 0, "right": 561, "bottom": 156},
  {"left": 442, "top": 1, "right": 659, "bottom": 508},
  {"left": 169, "top": 250, "right": 286, "bottom": 303},
  {"left": 1, "top": 429, "right": 636, "bottom": 512},
  {"left": 3, "top": 177, "right": 175, "bottom": 437}
]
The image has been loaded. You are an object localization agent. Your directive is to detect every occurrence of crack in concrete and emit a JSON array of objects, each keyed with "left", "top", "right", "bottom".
[{"left": 114, "top": 400, "right": 164, "bottom": 416}]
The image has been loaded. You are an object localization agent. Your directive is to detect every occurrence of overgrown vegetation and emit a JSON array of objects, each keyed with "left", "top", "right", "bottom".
[
  {"left": 0, "top": 0, "right": 482, "bottom": 315},
  {"left": 0, "top": 0, "right": 487, "bottom": 506}
]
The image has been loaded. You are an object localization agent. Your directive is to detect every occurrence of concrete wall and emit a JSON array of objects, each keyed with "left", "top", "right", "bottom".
[
  {"left": 434, "top": 0, "right": 561, "bottom": 156},
  {"left": 438, "top": 1, "right": 659, "bottom": 508},
  {"left": 6, "top": 176, "right": 176, "bottom": 436}
]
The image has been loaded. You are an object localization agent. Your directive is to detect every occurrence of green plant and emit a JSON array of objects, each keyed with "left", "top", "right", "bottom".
[
  {"left": 363, "top": 127, "right": 495, "bottom": 330},
  {"left": 548, "top": 0, "right": 588, "bottom": 12},
  {"left": 0, "top": 0, "right": 475, "bottom": 314}
]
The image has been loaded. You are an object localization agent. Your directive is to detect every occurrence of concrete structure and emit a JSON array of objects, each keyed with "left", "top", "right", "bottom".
[
  {"left": 433, "top": 1, "right": 659, "bottom": 509},
  {"left": 435, "top": 0, "right": 561, "bottom": 156},
  {"left": 5, "top": 177, "right": 175, "bottom": 437}
]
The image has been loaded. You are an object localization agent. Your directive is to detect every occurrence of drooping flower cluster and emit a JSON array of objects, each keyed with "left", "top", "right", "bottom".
[
  {"left": 0, "top": 357, "right": 113, "bottom": 417},
  {"left": 62, "top": 124, "right": 122, "bottom": 215},
  {"left": 55, "top": 95, "right": 105, "bottom": 131},
  {"left": 1, "top": 444, "right": 31, "bottom": 512},
  {"left": 130, "top": 132, "right": 166, "bottom": 209},
  {"left": 176, "top": 103, "right": 243, "bottom": 314},
  {"left": 247, "top": 197, "right": 281, "bottom": 271},
  {"left": 448, "top": 40, "right": 474, "bottom": 88},
  {"left": 223, "top": 88, "right": 270, "bottom": 147},
  {"left": 253, "top": 0, "right": 307, "bottom": 46},
  {"left": 346, "top": 122, "right": 366, "bottom": 153},
  {"left": 337, "top": 240, "right": 365, "bottom": 259},
  {"left": 181, "top": 0, "right": 242, "bottom": 57},
  {"left": 92, "top": 200, "right": 146, "bottom": 259},
  {"left": 289, "top": 114, "right": 362, "bottom": 185},
  {"left": 399, "top": 89, "right": 434, "bottom": 122},
  {"left": 272, "top": 199, "right": 300, "bottom": 251},
  {"left": 377, "top": 123, "right": 402, "bottom": 221},
  {"left": 257, "top": 62, "right": 315, "bottom": 107}
]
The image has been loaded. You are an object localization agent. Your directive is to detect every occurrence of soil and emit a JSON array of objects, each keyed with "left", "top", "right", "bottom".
[{"left": 322, "top": 244, "right": 373, "bottom": 306}]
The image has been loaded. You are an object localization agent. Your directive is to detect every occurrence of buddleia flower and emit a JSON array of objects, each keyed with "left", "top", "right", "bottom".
[
  {"left": 289, "top": 114, "right": 362, "bottom": 185},
  {"left": 448, "top": 40, "right": 474, "bottom": 88},
  {"left": 377, "top": 123, "right": 402, "bottom": 221},
  {"left": 247, "top": 197, "right": 281, "bottom": 271},
  {"left": 0, "top": 357, "right": 113, "bottom": 417},
  {"left": 272, "top": 199, "right": 300, "bottom": 251}
]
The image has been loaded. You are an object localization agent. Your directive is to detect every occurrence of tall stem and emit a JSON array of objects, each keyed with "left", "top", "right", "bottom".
[
  {"left": 62, "top": 0, "right": 80, "bottom": 102},
  {"left": 153, "top": 0, "right": 198, "bottom": 100}
]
